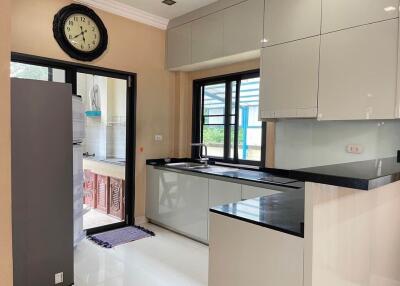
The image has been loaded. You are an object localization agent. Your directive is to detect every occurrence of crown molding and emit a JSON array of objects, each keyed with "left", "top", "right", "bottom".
[{"left": 74, "top": 0, "right": 169, "bottom": 30}]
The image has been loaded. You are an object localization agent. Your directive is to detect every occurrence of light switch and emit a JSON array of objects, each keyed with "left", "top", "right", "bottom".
[{"left": 155, "top": 135, "right": 163, "bottom": 141}]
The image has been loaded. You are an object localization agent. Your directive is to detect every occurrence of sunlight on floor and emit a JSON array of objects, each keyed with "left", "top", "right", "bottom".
[
  {"left": 74, "top": 223, "right": 209, "bottom": 286},
  {"left": 83, "top": 208, "right": 122, "bottom": 230}
]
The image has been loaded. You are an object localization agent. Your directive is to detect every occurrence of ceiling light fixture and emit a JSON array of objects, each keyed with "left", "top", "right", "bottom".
[{"left": 162, "top": 0, "right": 177, "bottom": 6}]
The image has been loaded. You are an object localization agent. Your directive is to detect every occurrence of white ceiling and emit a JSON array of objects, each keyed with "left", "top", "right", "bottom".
[{"left": 116, "top": 0, "right": 219, "bottom": 20}]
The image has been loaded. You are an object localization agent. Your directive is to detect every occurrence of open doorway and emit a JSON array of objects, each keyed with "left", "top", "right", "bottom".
[
  {"left": 10, "top": 53, "right": 136, "bottom": 237},
  {"left": 77, "top": 72, "right": 128, "bottom": 230}
]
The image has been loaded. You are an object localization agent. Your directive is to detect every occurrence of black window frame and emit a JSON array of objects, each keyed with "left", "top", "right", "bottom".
[{"left": 192, "top": 69, "right": 266, "bottom": 167}]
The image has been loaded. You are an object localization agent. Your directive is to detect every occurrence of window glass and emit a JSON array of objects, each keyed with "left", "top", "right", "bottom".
[
  {"left": 202, "top": 83, "right": 226, "bottom": 158},
  {"left": 11, "top": 62, "right": 66, "bottom": 83},
  {"left": 198, "top": 73, "right": 263, "bottom": 164}
]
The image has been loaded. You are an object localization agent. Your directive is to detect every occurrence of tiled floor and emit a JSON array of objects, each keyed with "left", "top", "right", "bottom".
[
  {"left": 74, "top": 223, "right": 209, "bottom": 286},
  {"left": 83, "top": 208, "right": 121, "bottom": 230}
]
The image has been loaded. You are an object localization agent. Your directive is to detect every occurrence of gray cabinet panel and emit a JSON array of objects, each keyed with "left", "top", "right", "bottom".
[
  {"left": 264, "top": 0, "right": 321, "bottom": 46},
  {"left": 322, "top": 0, "right": 399, "bottom": 33},
  {"left": 318, "top": 20, "right": 398, "bottom": 120},
  {"left": 167, "top": 23, "right": 192, "bottom": 69},
  {"left": 260, "top": 36, "right": 320, "bottom": 119},
  {"left": 191, "top": 11, "right": 224, "bottom": 64},
  {"left": 223, "top": 0, "right": 264, "bottom": 56}
]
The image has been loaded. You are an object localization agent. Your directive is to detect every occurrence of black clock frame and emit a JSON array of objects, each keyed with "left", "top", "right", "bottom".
[{"left": 53, "top": 4, "right": 108, "bottom": 62}]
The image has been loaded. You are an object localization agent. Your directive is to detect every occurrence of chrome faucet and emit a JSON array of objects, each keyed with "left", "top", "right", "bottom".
[{"left": 191, "top": 143, "right": 209, "bottom": 167}]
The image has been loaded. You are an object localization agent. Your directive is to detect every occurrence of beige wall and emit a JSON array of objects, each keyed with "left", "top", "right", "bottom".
[
  {"left": 0, "top": 0, "right": 13, "bottom": 285},
  {"left": 11, "top": 0, "right": 175, "bottom": 218},
  {"left": 174, "top": 59, "right": 261, "bottom": 158}
]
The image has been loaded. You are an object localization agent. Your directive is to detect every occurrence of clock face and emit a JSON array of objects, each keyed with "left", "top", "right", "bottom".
[
  {"left": 64, "top": 13, "right": 100, "bottom": 52},
  {"left": 53, "top": 4, "right": 108, "bottom": 61}
]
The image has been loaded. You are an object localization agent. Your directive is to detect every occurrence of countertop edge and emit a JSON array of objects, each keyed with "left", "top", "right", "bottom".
[{"left": 209, "top": 208, "right": 304, "bottom": 238}]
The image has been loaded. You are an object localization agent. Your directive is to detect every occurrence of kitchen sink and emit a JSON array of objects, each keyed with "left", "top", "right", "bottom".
[{"left": 165, "top": 162, "right": 205, "bottom": 168}]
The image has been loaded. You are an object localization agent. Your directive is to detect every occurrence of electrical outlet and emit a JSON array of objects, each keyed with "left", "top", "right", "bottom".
[
  {"left": 346, "top": 144, "right": 363, "bottom": 154},
  {"left": 55, "top": 272, "right": 63, "bottom": 285},
  {"left": 155, "top": 134, "right": 163, "bottom": 142}
]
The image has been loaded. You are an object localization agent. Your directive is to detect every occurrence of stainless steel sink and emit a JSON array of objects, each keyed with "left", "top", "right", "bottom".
[{"left": 165, "top": 162, "right": 205, "bottom": 168}]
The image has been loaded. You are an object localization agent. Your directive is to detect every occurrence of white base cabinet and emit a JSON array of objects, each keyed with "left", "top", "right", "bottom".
[
  {"left": 209, "top": 179, "right": 242, "bottom": 208},
  {"left": 146, "top": 167, "right": 208, "bottom": 242},
  {"left": 146, "top": 166, "right": 294, "bottom": 243},
  {"left": 318, "top": 19, "right": 398, "bottom": 120},
  {"left": 241, "top": 184, "right": 281, "bottom": 200},
  {"left": 209, "top": 212, "right": 304, "bottom": 286}
]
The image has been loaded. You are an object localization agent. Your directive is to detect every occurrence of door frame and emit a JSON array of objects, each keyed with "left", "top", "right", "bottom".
[{"left": 11, "top": 52, "right": 137, "bottom": 235}]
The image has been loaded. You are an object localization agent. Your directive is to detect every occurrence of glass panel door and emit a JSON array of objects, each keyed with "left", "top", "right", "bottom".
[{"left": 77, "top": 72, "right": 128, "bottom": 230}]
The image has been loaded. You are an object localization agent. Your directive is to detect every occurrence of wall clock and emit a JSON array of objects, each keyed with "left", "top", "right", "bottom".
[{"left": 53, "top": 4, "right": 108, "bottom": 62}]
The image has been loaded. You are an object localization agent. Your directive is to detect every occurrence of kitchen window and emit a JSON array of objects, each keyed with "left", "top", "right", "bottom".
[{"left": 192, "top": 70, "right": 266, "bottom": 166}]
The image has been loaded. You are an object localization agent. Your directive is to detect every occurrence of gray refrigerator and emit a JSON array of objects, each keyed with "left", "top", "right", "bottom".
[{"left": 11, "top": 78, "right": 74, "bottom": 286}]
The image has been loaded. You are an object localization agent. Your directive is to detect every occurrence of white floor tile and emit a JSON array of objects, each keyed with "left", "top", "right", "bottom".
[{"left": 74, "top": 223, "right": 209, "bottom": 286}]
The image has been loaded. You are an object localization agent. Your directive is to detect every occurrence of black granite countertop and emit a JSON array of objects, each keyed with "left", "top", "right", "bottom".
[
  {"left": 279, "top": 156, "right": 400, "bottom": 190},
  {"left": 210, "top": 189, "right": 305, "bottom": 237},
  {"left": 148, "top": 157, "right": 400, "bottom": 190},
  {"left": 146, "top": 158, "right": 304, "bottom": 190}
]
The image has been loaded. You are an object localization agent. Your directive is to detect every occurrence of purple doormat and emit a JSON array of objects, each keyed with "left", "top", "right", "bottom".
[{"left": 87, "top": 226, "right": 155, "bottom": 248}]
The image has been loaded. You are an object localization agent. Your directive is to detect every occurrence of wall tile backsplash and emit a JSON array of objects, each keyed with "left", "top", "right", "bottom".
[{"left": 274, "top": 119, "right": 400, "bottom": 169}]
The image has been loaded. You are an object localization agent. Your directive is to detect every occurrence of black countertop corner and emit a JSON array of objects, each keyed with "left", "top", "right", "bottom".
[
  {"left": 283, "top": 157, "right": 400, "bottom": 190},
  {"left": 210, "top": 190, "right": 305, "bottom": 238}
]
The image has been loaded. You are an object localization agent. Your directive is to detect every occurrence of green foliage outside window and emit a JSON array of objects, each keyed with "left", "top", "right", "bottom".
[{"left": 203, "top": 126, "right": 243, "bottom": 144}]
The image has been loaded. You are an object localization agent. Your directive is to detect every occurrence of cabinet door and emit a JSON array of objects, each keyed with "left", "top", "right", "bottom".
[
  {"left": 318, "top": 20, "right": 398, "bottom": 120},
  {"left": 177, "top": 173, "right": 209, "bottom": 241},
  {"left": 145, "top": 166, "right": 159, "bottom": 221},
  {"left": 223, "top": 0, "right": 264, "bottom": 56},
  {"left": 241, "top": 185, "right": 281, "bottom": 200},
  {"left": 166, "top": 23, "right": 191, "bottom": 69},
  {"left": 322, "top": 0, "right": 399, "bottom": 33},
  {"left": 264, "top": 0, "right": 321, "bottom": 46},
  {"left": 209, "top": 213, "right": 304, "bottom": 286},
  {"left": 260, "top": 36, "right": 320, "bottom": 119},
  {"left": 209, "top": 179, "right": 242, "bottom": 208},
  {"left": 156, "top": 170, "right": 180, "bottom": 226},
  {"left": 191, "top": 12, "right": 224, "bottom": 64}
]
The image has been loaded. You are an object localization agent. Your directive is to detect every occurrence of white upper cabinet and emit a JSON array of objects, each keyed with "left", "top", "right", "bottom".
[
  {"left": 264, "top": 0, "right": 321, "bottom": 46},
  {"left": 318, "top": 19, "right": 398, "bottom": 120},
  {"left": 191, "top": 11, "right": 224, "bottom": 64},
  {"left": 260, "top": 36, "right": 320, "bottom": 119},
  {"left": 166, "top": 23, "right": 191, "bottom": 69},
  {"left": 223, "top": 0, "right": 264, "bottom": 56},
  {"left": 321, "top": 0, "right": 399, "bottom": 34}
]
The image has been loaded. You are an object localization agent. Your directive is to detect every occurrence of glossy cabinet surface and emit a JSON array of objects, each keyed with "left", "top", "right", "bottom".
[
  {"left": 209, "top": 179, "right": 242, "bottom": 208},
  {"left": 166, "top": 23, "right": 191, "bottom": 69},
  {"left": 321, "top": 0, "right": 399, "bottom": 33},
  {"left": 264, "top": 0, "right": 321, "bottom": 46},
  {"left": 260, "top": 36, "right": 320, "bottom": 119},
  {"left": 146, "top": 168, "right": 208, "bottom": 241},
  {"left": 145, "top": 166, "right": 159, "bottom": 221},
  {"left": 223, "top": 0, "right": 264, "bottom": 56},
  {"left": 176, "top": 173, "right": 209, "bottom": 241},
  {"left": 318, "top": 20, "right": 398, "bottom": 120},
  {"left": 191, "top": 11, "right": 224, "bottom": 64},
  {"left": 209, "top": 213, "right": 304, "bottom": 286},
  {"left": 241, "top": 184, "right": 281, "bottom": 200}
]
